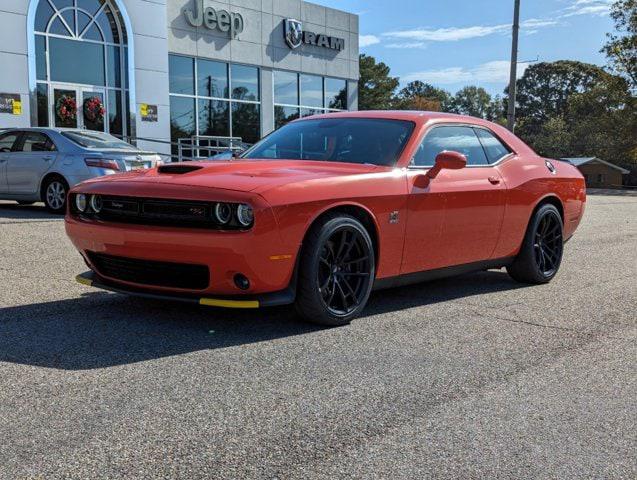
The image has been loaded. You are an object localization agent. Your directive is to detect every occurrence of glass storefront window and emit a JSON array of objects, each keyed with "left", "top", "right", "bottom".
[
  {"left": 33, "top": 0, "right": 128, "bottom": 134},
  {"left": 232, "top": 103, "right": 260, "bottom": 144},
  {"left": 169, "top": 56, "right": 262, "bottom": 158},
  {"left": 300, "top": 74, "right": 323, "bottom": 108},
  {"left": 274, "top": 71, "right": 298, "bottom": 106},
  {"left": 325, "top": 78, "right": 347, "bottom": 110},
  {"left": 107, "top": 46, "right": 121, "bottom": 88},
  {"left": 36, "top": 83, "right": 48, "bottom": 127},
  {"left": 169, "top": 55, "right": 194, "bottom": 95},
  {"left": 274, "top": 71, "right": 347, "bottom": 130},
  {"left": 275, "top": 106, "right": 300, "bottom": 130},
  {"left": 108, "top": 89, "right": 123, "bottom": 135},
  {"left": 170, "top": 96, "right": 196, "bottom": 157},
  {"left": 231, "top": 65, "right": 259, "bottom": 101},
  {"left": 197, "top": 59, "right": 228, "bottom": 98},
  {"left": 49, "top": 37, "right": 105, "bottom": 86},
  {"left": 35, "top": 36, "right": 47, "bottom": 81},
  {"left": 198, "top": 99, "right": 230, "bottom": 137}
]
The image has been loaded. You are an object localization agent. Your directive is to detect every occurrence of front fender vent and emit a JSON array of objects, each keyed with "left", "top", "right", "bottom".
[{"left": 157, "top": 164, "right": 203, "bottom": 174}]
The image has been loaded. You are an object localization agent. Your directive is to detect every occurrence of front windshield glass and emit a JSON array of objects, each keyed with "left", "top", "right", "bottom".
[
  {"left": 62, "top": 131, "right": 136, "bottom": 150},
  {"left": 242, "top": 118, "right": 415, "bottom": 167}
]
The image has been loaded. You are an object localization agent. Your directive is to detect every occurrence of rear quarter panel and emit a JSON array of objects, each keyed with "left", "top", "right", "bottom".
[{"left": 494, "top": 156, "right": 586, "bottom": 258}]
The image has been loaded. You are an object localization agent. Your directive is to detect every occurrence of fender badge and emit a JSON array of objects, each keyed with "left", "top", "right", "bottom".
[{"left": 389, "top": 211, "right": 399, "bottom": 224}]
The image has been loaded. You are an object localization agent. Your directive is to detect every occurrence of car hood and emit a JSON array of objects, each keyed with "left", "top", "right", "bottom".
[{"left": 79, "top": 159, "right": 381, "bottom": 194}]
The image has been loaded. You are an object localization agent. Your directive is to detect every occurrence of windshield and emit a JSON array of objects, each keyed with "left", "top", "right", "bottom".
[
  {"left": 62, "top": 131, "right": 136, "bottom": 150},
  {"left": 242, "top": 118, "right": 415, "bottom": 166}
]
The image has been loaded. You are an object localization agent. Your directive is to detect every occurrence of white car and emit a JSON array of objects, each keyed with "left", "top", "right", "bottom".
[{"left": 0, "top": 128, "right": 161, "bottom": 213}]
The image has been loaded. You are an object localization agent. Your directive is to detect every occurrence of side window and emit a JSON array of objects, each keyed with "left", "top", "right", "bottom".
[
  {"left": 19, "top": 132, "right": 57, "bottom": 153},
  {"left": 474, "top": 128, "right": 511, "bottom": 163},
  {"left": 0, "top": 132, "right": 20, "bottom": 153},
  {"left": 412, "top": 126, "right": 488, "bottom": 167}
]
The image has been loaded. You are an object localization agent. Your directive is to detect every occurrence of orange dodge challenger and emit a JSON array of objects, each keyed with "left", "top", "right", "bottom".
[{"left": 66, "top": 111, "right": 586, "bottom": 326}]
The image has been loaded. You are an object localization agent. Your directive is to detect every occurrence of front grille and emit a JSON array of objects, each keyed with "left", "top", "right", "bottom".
[
  {"left": 88, "top": 252, "right": 210, "bottom": 290},
  {"left": 71, "top": 195, "right": 249, "bottom": 230}
]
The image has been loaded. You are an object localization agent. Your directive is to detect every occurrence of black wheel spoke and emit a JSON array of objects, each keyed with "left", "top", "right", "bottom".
[
  {"left": 533, "top": 212, "right": 563, "bottom": 276},
  {"left": 316, "top": 225, "right": 372, "bottom": 316}
]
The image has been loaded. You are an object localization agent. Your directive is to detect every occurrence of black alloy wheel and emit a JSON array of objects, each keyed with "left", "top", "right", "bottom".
[
  {"left": 507, "top": 203, "right": 564, "bottom": 284},
  {"left": 318, "top": 227, "right": 373, "bottom": 316},
  {"left": 533, "top": 211, "right": 563, "bottom": 277},
  {"left": 295, "top": 213, "right": 375, "bottom": 326}
]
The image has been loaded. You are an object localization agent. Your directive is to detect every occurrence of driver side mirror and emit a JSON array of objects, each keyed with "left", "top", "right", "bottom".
[{"left": 414, "top": 150, "right": 467, "bottom": 188}]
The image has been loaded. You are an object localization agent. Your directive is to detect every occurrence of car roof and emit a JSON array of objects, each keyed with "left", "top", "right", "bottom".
[{"left": 296, "top": 110, "right": 485, "bottom": 123}]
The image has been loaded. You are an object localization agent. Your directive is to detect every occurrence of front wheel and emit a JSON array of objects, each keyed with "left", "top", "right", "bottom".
[
  {"left": 295, "top": 214, "right": 375, "bottom": 326},
  {"left": 507, "top": 203, "right": 564, "bottom": 284}
]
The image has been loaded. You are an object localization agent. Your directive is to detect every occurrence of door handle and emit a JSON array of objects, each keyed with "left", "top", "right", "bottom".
[
  {"left": 488, "top": 176, "right": 500, "bottom": 185},
  {"left": 43, "top": 156, "right": 53, "bottom": 161}
]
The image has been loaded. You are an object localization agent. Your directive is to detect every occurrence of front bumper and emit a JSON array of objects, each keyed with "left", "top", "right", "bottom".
[{"left": 76, "top": 271, "right": 295, "bottom": 308}]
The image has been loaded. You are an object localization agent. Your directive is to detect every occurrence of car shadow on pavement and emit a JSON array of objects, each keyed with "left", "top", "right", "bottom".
[
  {"left": 0, "top": 202, "right": 60, "bottom": 221},
  {"left": 0, "top": 270, "right": 525, "bottom": 371}
]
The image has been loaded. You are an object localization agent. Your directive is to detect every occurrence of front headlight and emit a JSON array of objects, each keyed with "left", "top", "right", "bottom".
[
  {"left": 236, "top": 204, "right": 254, "bottom": 227},
  {"left": 214, "top": 203, "right": 232, "bottom": 224},
  {"left": 90, "top": 194, "right": 102, "bottom": 213},
  {"left": 75, "top": 194, "right": 87, "bottom": 212}
]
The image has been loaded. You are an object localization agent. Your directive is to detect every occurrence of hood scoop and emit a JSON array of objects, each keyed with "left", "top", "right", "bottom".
[{"left": 158, "top": 164, "right": 203, "bottom": 174}]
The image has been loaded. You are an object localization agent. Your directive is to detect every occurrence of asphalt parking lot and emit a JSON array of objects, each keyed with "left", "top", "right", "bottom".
[{"left": 1, "top": 192, "right": 635, "bottom": 479}]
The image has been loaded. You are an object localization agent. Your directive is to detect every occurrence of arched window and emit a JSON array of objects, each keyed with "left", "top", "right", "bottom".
[{"left": 33, "top": 0, "right": 129, "bottom": 135}]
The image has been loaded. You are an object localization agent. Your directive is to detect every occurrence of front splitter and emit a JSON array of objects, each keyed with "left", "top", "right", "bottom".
[{"left": 75, "top": 271, "right": 295, "bottom": 309}]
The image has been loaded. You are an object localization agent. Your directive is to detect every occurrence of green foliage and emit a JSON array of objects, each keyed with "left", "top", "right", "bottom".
[
  {"left": 358, "top": 54, "right": 399, "bottom": 110},
  {"left": 513, "top": 60, "right": 608, "bottom": 136},
  {"left": 602, "top": 0, "right": 637, "bottom": 90},
  {"left": 515, "top": 65, "right": 636, "bottom": 168},
  {"left": 393, "top": 81, "right": 452, "bottom": 111},
  {"left": 448, "top": 86, "right": 492, "bottom": 118}
]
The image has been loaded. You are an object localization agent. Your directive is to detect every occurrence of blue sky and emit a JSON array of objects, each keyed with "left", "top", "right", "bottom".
[{"left": 317, "top": 0, "right": 615, "bottom": 96}]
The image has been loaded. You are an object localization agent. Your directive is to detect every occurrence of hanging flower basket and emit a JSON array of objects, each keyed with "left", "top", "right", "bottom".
[
  {"left": 55, "top": 95, "right": 77, "bottom": 122},
  {"left": 83, "top": 96, "right": 105, "bottom": 123}
]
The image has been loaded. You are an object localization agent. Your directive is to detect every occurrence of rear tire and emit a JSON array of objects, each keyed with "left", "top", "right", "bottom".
[
  {"left": 295, "top": 213, "right": 375, "bottom": 326},
  {"left": 42, "top": 175, "right": 69, "bottom": 214},
  {"left": 507, "top": 204, "right": 564, "bottom": 284}
]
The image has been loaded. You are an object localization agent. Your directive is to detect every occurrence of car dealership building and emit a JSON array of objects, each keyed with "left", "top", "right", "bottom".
[{"left": 0, "top": 0, "right": 360, "bottom": 157}]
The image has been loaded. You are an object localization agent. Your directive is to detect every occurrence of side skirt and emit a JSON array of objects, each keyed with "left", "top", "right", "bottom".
[{"left": 372, "top": 257, "right": 515, "bottom": 291}]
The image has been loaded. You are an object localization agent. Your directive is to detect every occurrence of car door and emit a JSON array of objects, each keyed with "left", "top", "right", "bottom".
[
  {"left": 7, "top": 131, "right": 58, "bottom": 195},
  {"left": 0, "top": 131, "right": 21, "bottom": 194},
  {"left": 402, "top": 124, "right": 506, "bottom": 274}
]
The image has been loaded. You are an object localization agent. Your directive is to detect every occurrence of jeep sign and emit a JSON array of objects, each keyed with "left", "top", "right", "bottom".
[
  {"left": 184, "top": 0, "right": 244, "bottom": 39},
  {"left": 283, "top": 19, "right": 345, "bottom": 51}
]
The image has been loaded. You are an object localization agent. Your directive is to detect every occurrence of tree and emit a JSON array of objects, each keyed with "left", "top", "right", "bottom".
[
  {"left": 511, "top": 60, "right": 608, "bottom": 136},
  {"left": 393, "top": 80, "right": 451, "bottom": 111},
  {"left": 602, "top": 0, "right": 637, "bottom": 90},
  {"left": 358, "top": 54, "right": 399, "bottom": 110},
  {"left": 449, "top": 86, "right": 492, "bottom": 118}
]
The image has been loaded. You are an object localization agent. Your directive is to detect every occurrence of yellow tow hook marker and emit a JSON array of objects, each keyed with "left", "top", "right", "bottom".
[
  {"left": 75, "top": 275, "right": 93, "bottom": 286},
  {"left": 269, "top": 254, "right": 293, "bottom": 261},
  {"left": 199, "top": 298, "right": 259, "bottom": 309}
]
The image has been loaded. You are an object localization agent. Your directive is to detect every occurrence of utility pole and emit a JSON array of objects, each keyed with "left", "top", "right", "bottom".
[{"left": 507, "top": 0, "right": 521, "bottom": 131}]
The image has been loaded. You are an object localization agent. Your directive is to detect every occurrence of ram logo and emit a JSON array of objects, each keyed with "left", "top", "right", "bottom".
[{"left": 284, "top": 19, "right": 303, "bottom": 49}]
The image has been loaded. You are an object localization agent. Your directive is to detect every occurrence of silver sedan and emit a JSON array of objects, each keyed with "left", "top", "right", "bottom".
[{"left": 0, "top": 128, "right": 161, "bottom": 213}]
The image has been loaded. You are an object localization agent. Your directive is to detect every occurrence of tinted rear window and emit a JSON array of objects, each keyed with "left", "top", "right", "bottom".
[
  {"left": 243, "top": 118, "right": 415, "bottom": 167},
  {"left": 62, "top": 131, "right": 135, "bottom": 149}
]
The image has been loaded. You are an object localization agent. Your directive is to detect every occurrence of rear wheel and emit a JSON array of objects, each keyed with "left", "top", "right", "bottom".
[
  {"left": 42, "top": 176, "right": 68, "bottom": 214},
  {"left": 507, "top": 204, "right": 563, "bottom": 284},
  {"left": 295, "top": 213, "right": 375, "bottom": 326}
]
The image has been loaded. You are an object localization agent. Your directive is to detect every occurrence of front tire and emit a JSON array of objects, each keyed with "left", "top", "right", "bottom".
[
  {"left": 42, "top": 176, "right": 69, "bottom": 214},
  {"left": 507, "top": 203, "right": 564, "bottom": 284},
  {"left": 295, "top": 213, "right": 375, "bottom": 326}
]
